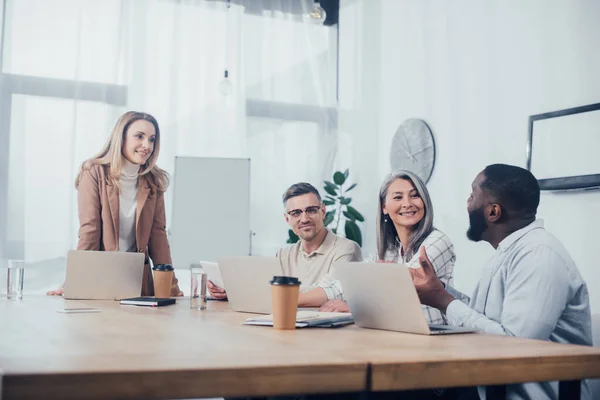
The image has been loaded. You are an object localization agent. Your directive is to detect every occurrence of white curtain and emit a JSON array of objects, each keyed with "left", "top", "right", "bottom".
[
  {"left": 243, "top": 1, "right": 338, "bottom": 255},
  {"left": 0, "top": 0, "right": 338, "bottom": 293}
]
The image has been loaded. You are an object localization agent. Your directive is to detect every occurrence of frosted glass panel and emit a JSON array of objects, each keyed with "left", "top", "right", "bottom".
[
  {"left": 3, "top": 0, "right": 126, "bottom": 84},
  {"left": 247, "top": 117, "right": 335, "bottom": 256},
  {"left": 530, "top": 109, "right": 600, "bottom": 180},
  {"left": 243, "top": 14, "right": 337, "bottom": 106},
  {"left": 6, "top": 95, "right": 123, "bottom": 261}
]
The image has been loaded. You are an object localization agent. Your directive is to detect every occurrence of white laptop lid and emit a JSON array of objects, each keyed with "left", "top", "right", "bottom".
[
  {"left": 63, "top": 250, "right": 145, "bottom": 300},
  {"left": 217, "top": 256, "right": 283, "bottom": 314},
  {"left": 335, "top": 262, "right": 432, "bottom": 334}
]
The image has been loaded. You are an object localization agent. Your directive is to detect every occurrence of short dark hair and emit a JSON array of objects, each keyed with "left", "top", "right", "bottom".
[
  {"left": 282, "top": 182, "right": 322, "bottom": 205},
  {"left": 481, "top": 164, "right": 540, "bottom": 217}
]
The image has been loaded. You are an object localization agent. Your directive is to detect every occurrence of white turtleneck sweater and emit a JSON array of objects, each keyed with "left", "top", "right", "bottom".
[{"left": 119, "top": 160, "right": 140, "bottom": 253}]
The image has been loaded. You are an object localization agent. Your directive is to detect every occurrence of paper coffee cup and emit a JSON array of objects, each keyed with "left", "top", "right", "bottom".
[
  {"left": 270, "top": 276, "right": 301, "bottom": 330},
  {"left": 152, "top": 264, "right": 174, "bottom": 298}
]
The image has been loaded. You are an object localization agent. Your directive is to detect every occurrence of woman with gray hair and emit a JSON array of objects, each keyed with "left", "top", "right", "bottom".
[
  {"left": 376, "top": 170, "right": 455, "bottom": 325},
  {"left": 320, "top": 171, "right": 456, "bottom": 321}
]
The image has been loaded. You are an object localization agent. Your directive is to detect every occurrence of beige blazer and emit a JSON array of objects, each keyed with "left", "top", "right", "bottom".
[{"left": 77, "top": 163, "right": 180, "bottom": 296}]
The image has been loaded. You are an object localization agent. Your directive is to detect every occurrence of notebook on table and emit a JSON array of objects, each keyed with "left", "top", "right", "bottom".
[
  {"left": 244, "top": 311, "right": 354, "bottom": 328},
  {"left": 120, "top": 297, "right": 176, "bottom": 307}
]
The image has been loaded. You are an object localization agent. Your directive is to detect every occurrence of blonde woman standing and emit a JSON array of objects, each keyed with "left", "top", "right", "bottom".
[{"left": 48, "top": 111, "right": 182, "bottom": 296}]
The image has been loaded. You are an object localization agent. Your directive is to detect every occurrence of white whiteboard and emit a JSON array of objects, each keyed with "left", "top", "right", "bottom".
[{"left": 170, "top": 157, "right": 250, "bottom": 268}]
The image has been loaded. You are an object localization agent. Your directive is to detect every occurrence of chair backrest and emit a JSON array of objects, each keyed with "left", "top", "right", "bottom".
[
  {"left": 593, "top": 314, "right": 600, "bottom": 345},
  {"left": 589, "top": 314, "right": 600, "bottom": 399}
]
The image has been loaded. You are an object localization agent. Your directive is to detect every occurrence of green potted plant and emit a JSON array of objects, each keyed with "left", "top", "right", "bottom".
[{"left": 286, "top": 169, "right": 364, "bottom": 246}]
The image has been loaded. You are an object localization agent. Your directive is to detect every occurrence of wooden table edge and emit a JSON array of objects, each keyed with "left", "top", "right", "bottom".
[
  {"left": 2, "top": 363, "right": 369, "bottom": 400},
  {"left": 370, "top": 355, "right": 600, "bottom": 391}
]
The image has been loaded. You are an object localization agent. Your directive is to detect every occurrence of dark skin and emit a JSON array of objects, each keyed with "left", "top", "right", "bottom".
[{"left": 410, "top": 171, "right": 536, "bottom": 313}]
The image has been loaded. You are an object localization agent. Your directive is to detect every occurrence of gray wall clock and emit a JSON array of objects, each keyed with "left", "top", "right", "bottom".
[{"left": 390, "top": 118, "right": 436, "bottom": 183}]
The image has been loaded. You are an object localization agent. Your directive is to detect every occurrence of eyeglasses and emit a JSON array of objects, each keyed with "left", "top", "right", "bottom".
[{"left": 286, "top": 205, "right": 322, "bottom": 219}]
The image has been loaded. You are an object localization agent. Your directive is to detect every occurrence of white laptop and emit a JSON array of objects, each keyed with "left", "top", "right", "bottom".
[
  {"left": 63, "top": 250, "right": 145, "bottom": 300},
  {"left": 335, "top": 262, "right": 475, "bottom": 335},
  {"left": 217, "top": 256, "right": 283, "bottom": 314}
]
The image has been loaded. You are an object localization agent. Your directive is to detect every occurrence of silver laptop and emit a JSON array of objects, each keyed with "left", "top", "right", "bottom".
[
  {"left": 335, "top": 262, "right": 475, "bottom": 335},
  {"left": 63, "top": 250, "right": 145, "bottom": 300},
  {"left": 217, "top": 256, "right": 283, "bottom": 314}
]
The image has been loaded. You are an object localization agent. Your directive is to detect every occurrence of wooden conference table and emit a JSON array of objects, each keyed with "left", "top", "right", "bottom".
[{"left": 1, "top": 297, "right": 599, "bottom": 399}]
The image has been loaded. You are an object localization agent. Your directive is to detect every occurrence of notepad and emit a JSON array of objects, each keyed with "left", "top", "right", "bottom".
[
  {"left": 120, "top": 297, "right": 176, "bottom": 307},
  {"left": 57, "top": 307, "right": 101, "bottom": 314},
  {"left": 244, "top": 311, "right": 354, "bottom": 328}
]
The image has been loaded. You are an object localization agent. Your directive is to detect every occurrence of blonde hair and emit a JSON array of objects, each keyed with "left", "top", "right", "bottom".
[{"left": 75, "top": 111, "right": 169, "bottom": 192}]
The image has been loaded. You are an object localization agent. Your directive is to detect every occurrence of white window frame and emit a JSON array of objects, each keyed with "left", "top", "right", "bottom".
[{"left": 0, "top": 0, "right": 127, "bottom": 260}]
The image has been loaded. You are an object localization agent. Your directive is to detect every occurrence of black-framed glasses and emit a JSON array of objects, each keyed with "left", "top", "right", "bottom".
[{"left": 286, "top": 205, "right": 322, "bottom": 219}]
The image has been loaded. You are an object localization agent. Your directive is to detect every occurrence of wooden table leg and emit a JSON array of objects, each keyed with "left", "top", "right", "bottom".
[{"left": 559, "top": 380, "right": 580, "bottom": 400}]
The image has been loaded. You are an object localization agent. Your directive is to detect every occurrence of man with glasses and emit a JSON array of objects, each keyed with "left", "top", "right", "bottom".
[{"left": 208, "top": 182, "right": 362, "bottom": 307}]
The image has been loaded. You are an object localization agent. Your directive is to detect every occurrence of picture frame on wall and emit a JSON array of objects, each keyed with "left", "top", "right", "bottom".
[{"left": 527, "top": 102, "right": 600, "bottom": 191}]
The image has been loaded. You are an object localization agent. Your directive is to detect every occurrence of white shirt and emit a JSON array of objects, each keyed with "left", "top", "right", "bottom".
[
  {"left": 446, "top": 219, "right": 592, "bottom": 400},
  {"left": 118, "top": 160, "right": 139, "bottom": 253}
]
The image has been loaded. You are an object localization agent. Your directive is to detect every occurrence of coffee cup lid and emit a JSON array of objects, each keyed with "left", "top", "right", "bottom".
[
  {"left": 152, "top": 264, "right": 174, "bottom": 271},
  {"left": 270, "top": 276, "right": 301, "bottom": 286}
]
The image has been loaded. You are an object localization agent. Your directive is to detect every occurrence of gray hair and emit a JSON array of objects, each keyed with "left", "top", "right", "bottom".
[{"left": 376, "top": 170, "right": 434, "bottom": 261}]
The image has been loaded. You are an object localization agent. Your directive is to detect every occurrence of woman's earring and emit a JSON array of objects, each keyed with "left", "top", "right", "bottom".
[{"left": 384, "top": 215, "right": 388, "bottom": 223}]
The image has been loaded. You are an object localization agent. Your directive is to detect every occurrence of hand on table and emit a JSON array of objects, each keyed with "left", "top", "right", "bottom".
[{"left": 318, "top": 299, "right": 350, "bottom": 313}]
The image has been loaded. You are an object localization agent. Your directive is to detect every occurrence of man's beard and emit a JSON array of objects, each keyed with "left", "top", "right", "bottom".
[
  {"left": 297, "top": 223, "right": 318, "bottom": 241},
  {"left": 466, "top": 206, "right": 487, "bottom": 242}
]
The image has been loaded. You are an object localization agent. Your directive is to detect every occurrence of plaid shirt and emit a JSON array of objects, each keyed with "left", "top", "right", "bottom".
[
  {"left": 380, "top": 229, "right": 456, "bottom": 325},
  {"left": 319, "top": 229, "right": 456, "bottom": 325}
]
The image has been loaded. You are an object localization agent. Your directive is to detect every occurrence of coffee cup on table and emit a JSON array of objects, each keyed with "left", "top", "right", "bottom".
[
  {"left": 152, "top": 264, "right": 174, "bottom": 298},
  {"left": 270, "top": 276, "right": 301, "bottom": 330}
]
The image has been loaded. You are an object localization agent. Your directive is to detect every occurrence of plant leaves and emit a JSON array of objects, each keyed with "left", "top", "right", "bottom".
[
  {"left": 343, "top": 211, "right": 355, "bottom": 221},
  {"left": 345, "top": 183, "right": 357, "bottom": 192},
  {"left": 332, "top": 228, "right": 337, "bottom": 234},
  {"left": 323, "top": 200, "right": 335, "bottom": 206},
  {"left": 343, "top": 169, "right": 349, "bottom": 180},
  {"left": 346, "top": 206, "right": 365, "bottom": 222},
  {"left": 324, "top": 181, "right": 338, "bottom": 190},
  {"left": 286, "top": 229, "right": 299, "bottom": 244},
  {"left": 324, "top": 185, "right": 337, "bottom": 196},
  {"left": 339, "top": 197, "right": 352, "bottom": 205},
  {"left": 333, "top": 171, "right": 346, "bottom": 185},
  {"left": 324, "top": 211, "right": 335, "bottom": 227},
  {"left": 345, "top": 220, "right": 362, "bottom": 247}
]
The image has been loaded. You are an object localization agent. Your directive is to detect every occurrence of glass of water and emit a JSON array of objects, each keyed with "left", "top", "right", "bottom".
[
  {"left": 190, "top": 263, "right": 207, "bottom": 310},
  {"left": 7, "top": 260, "right": 25, "bottom": 300}
]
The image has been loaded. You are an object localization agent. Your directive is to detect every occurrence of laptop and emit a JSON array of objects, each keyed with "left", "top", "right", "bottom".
[
  {"left": 335, "top": 262, "right": 476, "bottom": 335},
  {"left": 217, "top": 256, "right": 283, "bottom": 314},
  {"left": 63, "top": 250, "right": 145, "bottom": 300}
]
